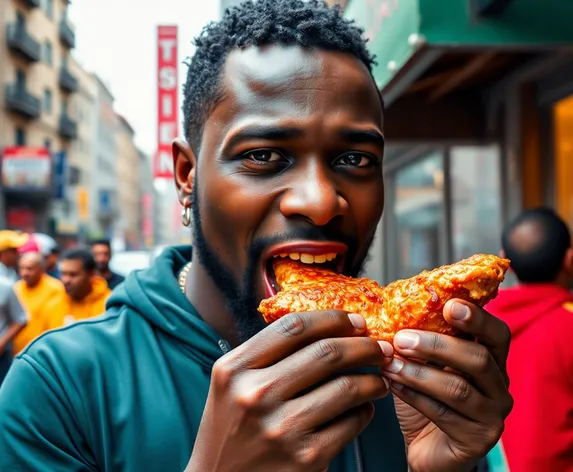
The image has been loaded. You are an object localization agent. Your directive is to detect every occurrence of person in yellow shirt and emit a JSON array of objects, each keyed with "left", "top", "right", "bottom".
[
  {"left": 43, "top": 248, "right": 111, "bottom": 330},
  {"left": 13, "top": 253, "right": 65, "bottom": 354}
]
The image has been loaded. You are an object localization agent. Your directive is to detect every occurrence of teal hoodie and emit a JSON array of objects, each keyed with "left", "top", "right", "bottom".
[{"left": 0, "top": 246, "right": 407, "bottom": 472}]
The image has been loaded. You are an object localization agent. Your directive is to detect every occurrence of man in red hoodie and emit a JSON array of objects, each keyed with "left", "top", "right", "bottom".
[{"left": 487, "top": 207, "right": 573, "bottom": 471}]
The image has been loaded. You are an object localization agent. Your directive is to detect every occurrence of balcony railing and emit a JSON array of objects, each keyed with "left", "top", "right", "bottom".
[
  {"left": 59, "top": 114, "right": 78, "bottom": 139},
  {"left": 21, "top": 0, "right": 40, "bottom": 8},
  {"left": 59, "top": 18, "right": 75, "bottom": 48},
  {"left": 59, "top": 67, "right": 79, "bottom": 93},
  {"left": 5, "top": 84, "right": 41, "bottom": 119},
  {"left": 6, "top": 23, "right": 41, "bottom": 62}
]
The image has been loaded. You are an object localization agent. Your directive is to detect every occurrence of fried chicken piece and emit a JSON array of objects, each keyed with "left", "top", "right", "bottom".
[{"left": 258, "top": 254, "right": 510, "bottom": 342}]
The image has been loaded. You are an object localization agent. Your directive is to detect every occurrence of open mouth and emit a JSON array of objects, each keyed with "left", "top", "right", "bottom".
[{"left": 263, "top": 242, "right": 347, "bottom": 298}]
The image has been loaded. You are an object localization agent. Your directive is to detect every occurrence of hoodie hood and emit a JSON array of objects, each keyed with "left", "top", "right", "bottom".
[
  {"left": 86, "top": 277, "right": 111, "bottom": 303},
  {"left": 486, "top": 284, "right": 573, "bottom": 337},
  {"left": 106, "top": 246, "right": 226, "bottom": 369}
]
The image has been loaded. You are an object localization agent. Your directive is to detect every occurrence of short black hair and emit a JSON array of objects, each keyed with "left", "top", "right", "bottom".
[
  {"left": 502, "top": 207, "right": 571, "bottom": 283},
  {"left": 183, "top": 0, "right": 378, "bottom": 153},
  {"left": 90, "top": 239, "right": 111, "bottom": 250},
  {"left": 61, "top": 248, "right": 96, "bottom": 272}
]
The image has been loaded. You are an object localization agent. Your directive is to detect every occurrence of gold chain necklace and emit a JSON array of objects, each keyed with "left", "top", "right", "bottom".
[{"left": 178, "top": 262, "right": 192, "bottom": 294}]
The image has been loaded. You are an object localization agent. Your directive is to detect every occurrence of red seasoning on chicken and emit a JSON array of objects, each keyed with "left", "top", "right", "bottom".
[{"left": 258, "top": 254, "right": 510, "bottom": 342}]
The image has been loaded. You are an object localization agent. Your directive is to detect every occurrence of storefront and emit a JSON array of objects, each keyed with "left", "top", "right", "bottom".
[
  {"left": 1, "top": 146, "right": 52, "bottom": 233},
  {"left": 345, "top": 0, "right": 573, "bottom": 285}
]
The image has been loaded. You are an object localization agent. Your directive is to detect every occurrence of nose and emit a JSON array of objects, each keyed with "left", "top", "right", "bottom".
[{"left": 279, "top": 162, "right": 348, "bottom": 226}]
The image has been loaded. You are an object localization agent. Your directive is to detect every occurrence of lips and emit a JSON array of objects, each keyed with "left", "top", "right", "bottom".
[{"left": 262, "top": 241, "right": 347, "bottom": 298}]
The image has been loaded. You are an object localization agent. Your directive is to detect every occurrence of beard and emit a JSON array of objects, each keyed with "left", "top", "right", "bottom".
[{"left": 190, "top": 183, "right": 372, "bottom": 343}]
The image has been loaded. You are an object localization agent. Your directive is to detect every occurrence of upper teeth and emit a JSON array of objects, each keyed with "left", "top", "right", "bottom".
[{"left": 273, "top": 253, "right": 338, "bottom": 264}]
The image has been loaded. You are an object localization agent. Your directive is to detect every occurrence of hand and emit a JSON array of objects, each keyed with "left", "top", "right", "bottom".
[
  {"left": 382, "top": 300, "right": 513, "bottom": 472},
  {"left": 186, "top": 310, "right": 394, "bottom": 472}
]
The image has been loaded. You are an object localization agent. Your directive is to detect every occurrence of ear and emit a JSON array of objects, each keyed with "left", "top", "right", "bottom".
[
  {"left": 172, "top": 138, "right": 197, "bottom": 206},
  {"left": 563, "top": 247, "right": 573, "bottom": 275}
]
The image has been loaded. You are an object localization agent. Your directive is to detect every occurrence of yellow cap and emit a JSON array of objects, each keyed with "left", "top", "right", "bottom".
[{"left": 0, "top": 231, "right": 29, "bottom": 252}]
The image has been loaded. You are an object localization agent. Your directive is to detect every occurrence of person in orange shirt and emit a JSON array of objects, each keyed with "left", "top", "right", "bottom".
[
  {"left": 43, "top": 248, "right": 111, "bottom": 330},
  {"left": 13, "top": 252, "right": 65, "bottom": 354}
]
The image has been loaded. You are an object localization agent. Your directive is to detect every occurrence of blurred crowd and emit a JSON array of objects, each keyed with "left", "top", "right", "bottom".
[{"left": 0, "top": 232, "right": 125, "bottom": 384}]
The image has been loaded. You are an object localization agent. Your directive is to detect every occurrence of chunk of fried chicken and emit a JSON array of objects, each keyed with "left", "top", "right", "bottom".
[{"left": 258, "top": 254, "right": 510, "bottom": 342}]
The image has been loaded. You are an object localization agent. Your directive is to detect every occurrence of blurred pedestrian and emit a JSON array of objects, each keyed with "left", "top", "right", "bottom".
[
  {"left": 13, "top": 253, "right": 65, "bottom": 355},
  {"left": 90, "top": 239, "right": 125, "bottom": 289},
  {"left": 42, "top": 248, "right": 111, "bottom": 330},
  {"left": 45, "top": 246, "right": 61, "bottom": 280},
  {"left": 0, "top": 277, "right": 27, "bottom": 385},
  {"left": 487, "top": 207, "right": 573, "bottom": 471},
  {"left": 0, "top": 231, "right": 28, "bottom": 284}
]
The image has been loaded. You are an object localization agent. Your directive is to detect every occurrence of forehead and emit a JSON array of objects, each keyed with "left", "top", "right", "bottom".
[
  {"left": 61, "top": 259, "right": 84, "bottom": 271},
  {"left": 207, "top": 45, "right": 382, "bottom": 138},
  {"left": 92, "top": 244, "right": 109, "bottom": 252}
]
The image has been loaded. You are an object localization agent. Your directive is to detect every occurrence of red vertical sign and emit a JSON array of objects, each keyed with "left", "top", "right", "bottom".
[{"left": 154, "top": 25, "right": 178, "bottom": 179}]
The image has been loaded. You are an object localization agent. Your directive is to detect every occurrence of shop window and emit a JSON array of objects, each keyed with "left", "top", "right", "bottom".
[
  {"left": 553, "top": 95, "right": 573, "bottom": 229},
  {"left": 393, "top": 151, "right": 446, "bottom": 279},
  {"left": 450, "top": 145, "right": 503, "bottom": 261}
]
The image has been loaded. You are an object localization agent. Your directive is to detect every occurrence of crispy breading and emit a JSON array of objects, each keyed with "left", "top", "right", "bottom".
[{"left": 258, "top": 254, "right": 510, "bottom": 342}]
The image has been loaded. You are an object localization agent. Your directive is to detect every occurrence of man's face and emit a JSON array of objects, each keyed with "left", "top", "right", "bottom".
[
  {"left": 46, "top": 252, "right": 58, "bottom": 270},
  {"left": 92, "top": 244, "right": 111, "bottom": 271},
  {"left": 0, "top": 248, "right": 19, "bottom": 268},
  {"left": 18, "top": 258, "right": 43, "bottom": 287},
  {"left": 60, "top": 259, "right": 92, "bottom": 300},
  {"left": 180, "top": 46, "right": 385, "bottom": 340}
]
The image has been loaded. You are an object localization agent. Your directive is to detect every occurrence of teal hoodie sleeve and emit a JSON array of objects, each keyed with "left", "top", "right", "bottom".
[{"left": 0, "top": 355, "right": 97, "bottom": 472}]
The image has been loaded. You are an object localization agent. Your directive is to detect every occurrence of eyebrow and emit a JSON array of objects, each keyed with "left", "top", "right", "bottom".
[
  {"left": 224, "top": 125, "right": 385, "bottom": 150},
  {"left": 225, "top": 126, "right": 304, "bottom": 149},
  {"left": 339, "top": 128, "right": 385, "bottom": 148}
]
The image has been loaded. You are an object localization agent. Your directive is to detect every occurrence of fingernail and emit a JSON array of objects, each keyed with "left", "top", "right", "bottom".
[
  {"left": 348, "top": 313, "right": 366, "bottom": 330},
  {"left": 385, "top": 358, "right": 404, "bottom": 374},
  {"left": 394, "top": 331, "right": 419, "bottom": 350},
  {"left": 392, "top": 381, "right": 404, "bottom": 391},
  {"left": 450, "top": 302, "right": 470, "bottom": 320},
  {"left": 378, "top": 341, "right": 394, "bottom": 357},
  {"left": 382, "top": 376, "right": 390, "bottom": 390}
]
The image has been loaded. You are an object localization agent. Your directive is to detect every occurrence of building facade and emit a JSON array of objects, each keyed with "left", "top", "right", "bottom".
[
  {"left": 342, "top": 0, "right": 573, "bottom": 287},
  {"left": 0, "top": 0, "right": 77, "bottom": 232},
  {"left": 51, "top": 56, "right": 96, "bottom": 242},
  {"left": 116, "top": 115, "right": 141, "bottom": 249},
  {"left": 90, "top": 75, "right": 118, "bottom": 240}
]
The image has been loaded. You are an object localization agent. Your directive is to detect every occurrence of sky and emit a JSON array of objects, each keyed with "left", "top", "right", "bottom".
[{"left": 68, "top": 1, "right": 221, "bottom": 156}]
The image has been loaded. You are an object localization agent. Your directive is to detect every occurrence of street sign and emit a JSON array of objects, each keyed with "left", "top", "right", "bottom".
[{"left": 154, "top": 25, "right": 178, "bottom": 179}]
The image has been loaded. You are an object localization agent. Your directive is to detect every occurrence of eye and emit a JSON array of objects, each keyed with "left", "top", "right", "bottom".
[
  {"left": 243, "top": 149, "right": 284, "bottom": 165},
  {"left": 335, "top": 153, "right": 376, "bottom": 168}
]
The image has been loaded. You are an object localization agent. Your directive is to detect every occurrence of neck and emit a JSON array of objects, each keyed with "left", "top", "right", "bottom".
[
  {"left": 27, "top": 276, "right": 42, "bottom": 289},
  {"left": 185, "top": 258, "right": 241, "bottom": 347},
  {"left": 99, "top": 268, "right": 111, "bottom": 278},
  {"left": 71, "top": 285, "right": 92, "bottom": 302},
  {"left": 554, "top": 273, "right": 572, "bottom": 289}
]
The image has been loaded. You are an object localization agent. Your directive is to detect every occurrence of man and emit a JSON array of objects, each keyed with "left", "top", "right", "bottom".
[
  {"left": 46, "top": 246, "right": 61, "bottom": 280},
  {"left": 0, "top": 2, "right": 512, "bottom": 471},
  {"left": 13, "top": 253, "right": 65, "bottom": 355},
  {"left": 486, "top": 207, "right": 573, "bottom": 472},
  {"left": 0, "top": 277, "right": 27, "bottom": 385},
  {"left": 0, "top": 230, "right": 28, "bottom": 283},
  {"left": 91, "top": 239, "right": 125, "bottom": 289},
  {"left": 41, "top": 248, "right": 111, "bottom": 330}
]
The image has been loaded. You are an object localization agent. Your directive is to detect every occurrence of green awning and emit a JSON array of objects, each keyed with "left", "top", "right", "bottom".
[{"left": 344, "top": 0, "right": 573, "bottom": 92}]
